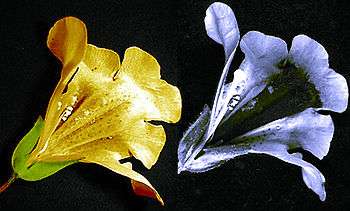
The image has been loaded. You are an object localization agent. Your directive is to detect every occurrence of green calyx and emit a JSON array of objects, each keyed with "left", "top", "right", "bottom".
[{"left": 11, "top": 117, "right": 76, "bottom": 181}]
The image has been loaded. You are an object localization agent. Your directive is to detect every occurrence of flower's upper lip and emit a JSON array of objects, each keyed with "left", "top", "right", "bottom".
[
  {"left": 223, "top": 30, "right": 348, "bottom": 124},
  {"left": 289, "top": 34, "right": 348, "bottom": 113},
  {"left": 221, "top": 31, "right": 289, "bottom": 123}
]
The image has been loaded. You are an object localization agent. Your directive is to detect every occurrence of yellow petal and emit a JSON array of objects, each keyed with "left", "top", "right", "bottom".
[
  {"left": 32, "top": 76, "right": 167, "bottom": 169},
  {"left": 28, "top": 17, "right": 182, "bottom": 204},
  {"left": 84, "top": 44, "right": 120, "bottom": 77},
  {"left": 117, "top": 47, "right": 181, "bottom": 123},
  {"left": 47, "top": 16, "right": 87, "bottom": 73}
]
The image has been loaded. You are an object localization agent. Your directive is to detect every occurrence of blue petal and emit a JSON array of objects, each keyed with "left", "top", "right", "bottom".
[
  {"left": 179, "top": 3, "right": 241, "bottom": 169},
  {"left": 184, "top": 145, "right": 249, "bottom": 173},
  {"left": 204, "top": 2, "right": 240, "bottom": 59},
  {"left": 289, "top": 35, "right": 349, "bottom": 113},
  {"left": 187, "top": 108, "right": 332, "bottom": 200},
  {"left": 239, "top": 31, "right": 288, "bottom": 79},
  {"left": 178, "top": 105, "right": 211, "bottom": 173},
  {"left": 205, "top": 3, "right": 241, "bottom": 139},
  {"left": 222, "top": 31, "right": 288, "bottom": 122},
  {"left": 250, "top": 144, "right": 326, "bottom": 201},
  {"left": 292, "top": 152, "right": 326, "bottom": 201},
  {"left": 236, "top": 108, "right": 334, "bottom": 160}
]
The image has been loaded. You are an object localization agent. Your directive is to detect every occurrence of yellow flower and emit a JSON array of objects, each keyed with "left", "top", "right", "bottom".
[{"left": 26, "top": 17, "right": 181, "bottom": 204}]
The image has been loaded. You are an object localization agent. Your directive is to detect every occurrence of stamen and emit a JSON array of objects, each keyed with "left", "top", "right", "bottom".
[
  {"left": 228, "top": 94, "right": 241, "bottom": 110},
  {"left": 61, "top": 106, "right": 74, "bottom": 122}
]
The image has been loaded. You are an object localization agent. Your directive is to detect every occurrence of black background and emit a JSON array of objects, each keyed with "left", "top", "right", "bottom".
[{"left": 1, "top": 0, "right": 349, "bottom": 210}]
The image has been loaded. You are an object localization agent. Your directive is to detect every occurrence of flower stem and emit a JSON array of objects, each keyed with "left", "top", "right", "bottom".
[{"left": 0, "top": 174, "right": 16, "bottom": 193}]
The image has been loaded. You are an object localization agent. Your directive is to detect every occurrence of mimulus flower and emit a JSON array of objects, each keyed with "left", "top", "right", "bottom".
[
  {"left": 3, "top": 17, "right": 181, "bottom": 205},
  {"left": 178, "top": 2, "right": 348, "bottom": 201}
]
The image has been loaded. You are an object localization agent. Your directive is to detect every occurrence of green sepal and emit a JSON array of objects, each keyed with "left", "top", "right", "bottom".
[{"left": 11, "top": 116, "right": 77, "bottom": 181}]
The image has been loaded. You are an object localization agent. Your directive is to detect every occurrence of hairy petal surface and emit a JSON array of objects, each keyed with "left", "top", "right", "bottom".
[{"left": 178, "top": 106, "right": 211, "bottom": 173}]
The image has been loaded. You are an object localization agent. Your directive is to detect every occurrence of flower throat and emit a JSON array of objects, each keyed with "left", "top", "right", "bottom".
[{"left": 212, "top": 59, "right": 322, "bottom": 145}]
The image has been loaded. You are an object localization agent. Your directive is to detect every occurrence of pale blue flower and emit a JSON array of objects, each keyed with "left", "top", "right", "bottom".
[{"left": 178, "top": 2, "right": 348, "bottom": 201}]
